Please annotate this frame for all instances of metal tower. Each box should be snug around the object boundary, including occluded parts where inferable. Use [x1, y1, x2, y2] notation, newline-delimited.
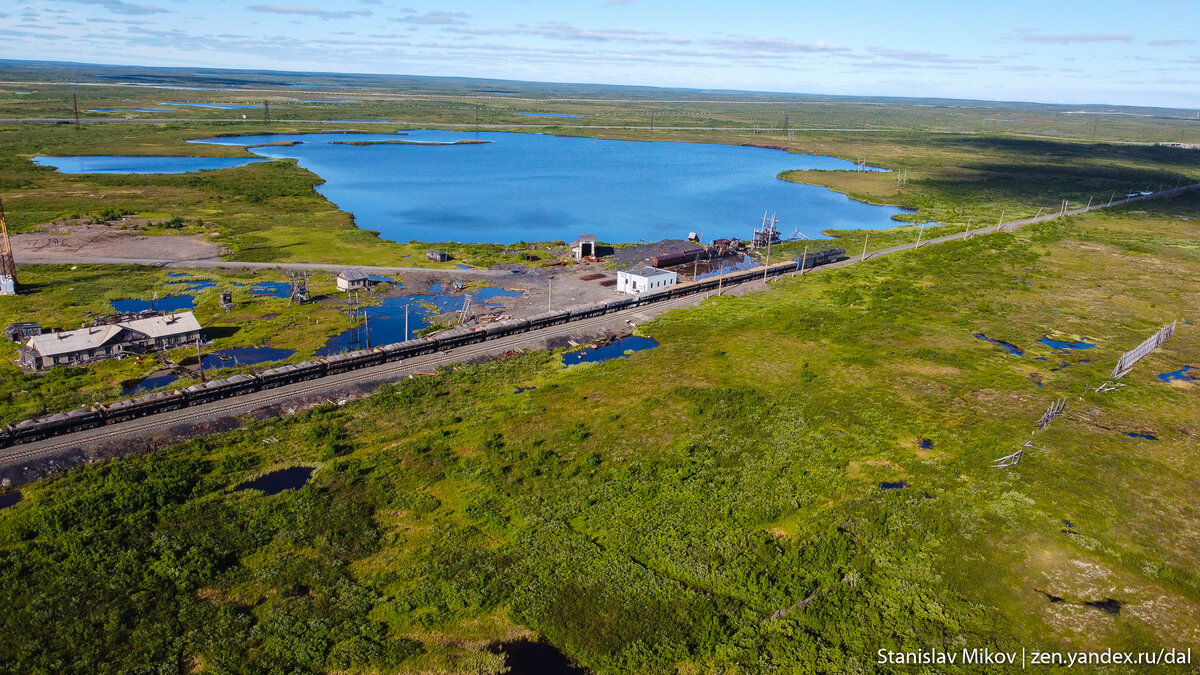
[0, 196, 17, 295]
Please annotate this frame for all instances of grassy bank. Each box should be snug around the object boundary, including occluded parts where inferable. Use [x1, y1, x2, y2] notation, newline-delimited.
[2, 191, 1197, 672]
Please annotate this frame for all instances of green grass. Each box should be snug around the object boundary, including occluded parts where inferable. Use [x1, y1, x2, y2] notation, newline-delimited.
[2, 191, 1199, 672]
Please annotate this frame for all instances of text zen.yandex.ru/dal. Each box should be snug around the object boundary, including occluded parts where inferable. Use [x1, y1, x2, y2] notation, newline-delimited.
[877, 647, 1192, 668]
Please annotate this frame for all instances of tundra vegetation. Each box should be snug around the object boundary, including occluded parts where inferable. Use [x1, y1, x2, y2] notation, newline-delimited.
[1, 68, 1199, 672]
[2, 190, 1198, 672]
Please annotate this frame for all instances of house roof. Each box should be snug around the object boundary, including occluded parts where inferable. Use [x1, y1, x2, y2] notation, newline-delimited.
[6, 322, 40, 330]
[571, 234, 597, 244]
[26, 325, 124, 358]
[122, 312, 202, 339]
[338, 269, 370, 281]
[625, 266, 677, 279]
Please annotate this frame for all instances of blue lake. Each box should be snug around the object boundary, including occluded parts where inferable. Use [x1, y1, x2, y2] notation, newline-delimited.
[187, 130, 911, 244]
[34, 156, 267, 175]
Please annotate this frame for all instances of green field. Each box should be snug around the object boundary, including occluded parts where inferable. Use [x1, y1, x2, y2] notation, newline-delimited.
[1, 65, 1200, 673]
[2, 188, 1198, 672]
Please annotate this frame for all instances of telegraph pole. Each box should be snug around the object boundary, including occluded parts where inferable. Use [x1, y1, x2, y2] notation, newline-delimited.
[548, 277, 552, 311]
[800, 243, 809, 276]
[73, 93, 80, 130]
[861, 234, 869, 263]
[404, 303, 409, 340]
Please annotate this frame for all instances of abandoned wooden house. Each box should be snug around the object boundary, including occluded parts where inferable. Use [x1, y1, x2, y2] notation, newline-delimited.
[18, 312, 203, 370]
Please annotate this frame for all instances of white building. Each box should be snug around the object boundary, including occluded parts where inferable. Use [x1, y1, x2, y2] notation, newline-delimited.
[336, 269, 370, 292]
[616, 267, 678, 295]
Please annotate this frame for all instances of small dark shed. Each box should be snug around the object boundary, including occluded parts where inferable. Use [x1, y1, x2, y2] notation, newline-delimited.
[427, 250, 451, 262]
[5, 322, 41, 343]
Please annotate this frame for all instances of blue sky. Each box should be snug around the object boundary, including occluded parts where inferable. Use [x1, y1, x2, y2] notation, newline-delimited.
[2, 0, 1199, 108]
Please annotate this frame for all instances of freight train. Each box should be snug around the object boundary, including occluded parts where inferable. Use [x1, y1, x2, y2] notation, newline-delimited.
[0, 249, 848, 449]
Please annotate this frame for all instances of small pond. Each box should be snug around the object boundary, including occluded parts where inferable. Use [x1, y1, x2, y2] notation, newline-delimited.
[563, 336, 659, 367]
[122, 370, 183, 396]
[1125, 432, 1158, 440]
[202, 346, 296, 370]
[880, 481, 909, 490]
[972, 333, 1024, 356]
[1158, 366, 1197, 383]
[236, 467, 315, 495]
[488, 640, 588, 675]
[250, 281, 293, 298]
[1040, 337, 1096, 351]
[34, 156, 268, 174]
[317, 283, 522, 356]
[112, 295, 195, 313]
[0, 491, 23, 510]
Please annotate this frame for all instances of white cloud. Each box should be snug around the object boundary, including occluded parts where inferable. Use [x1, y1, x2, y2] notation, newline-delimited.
[248, 4, 372, 20]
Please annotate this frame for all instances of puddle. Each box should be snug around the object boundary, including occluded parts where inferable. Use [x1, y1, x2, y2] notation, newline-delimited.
[562, 336, 659, 367]
[918, 438, 934, 450]
[1039, 590, 1066, 603]
[515, 386, 538, 394]
[455, 264, 471, 270]
[112, 295, 195, 313]
[167, 279, 216, 291]
[317, 283, 522, 356]
[879, 481, 909, 490]
[1049, 361, 1070, 372]
[202, 346, 296, 370]
[250, 281, 293, 298]
[1085, 599, 1122, 615]
[1034, 357, 1047, 362]
[0, 491, 23, 510]
[972, 333, 1024, 356]
[1157, 366, 1197, 383]
[1040, 337, 1096, 351]
[694, 255, 762, 280]
[1124, 432, 1158, 440]
[488, 640, 588, 675]
[121, 370, 183, 396]
[167, 272, 192, 278]
[1029, 374, 1044, 387]
[236, 467, 315, 495]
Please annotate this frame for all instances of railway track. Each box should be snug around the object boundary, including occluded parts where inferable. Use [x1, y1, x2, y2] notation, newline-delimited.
[0, 293, 702, 466]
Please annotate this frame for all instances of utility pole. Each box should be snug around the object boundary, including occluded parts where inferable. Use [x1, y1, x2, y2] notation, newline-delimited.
[548, 277, 552, 311]
[404, 303, 409, 340]
[73, 93, 80, 130]
[196, 337, 206, 382]
[800, 243, 809, 276]
[1085, 196, 1092, 211]
[861, 234, 869, 263]
[915, 223, 924, 248]
[264, 100, 270, 124]
[964, 218, 972, 239]
[763, 236, 772, 281]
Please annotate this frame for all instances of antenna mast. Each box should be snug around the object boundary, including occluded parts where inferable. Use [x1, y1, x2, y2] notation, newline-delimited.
[0, 196, 17, 295]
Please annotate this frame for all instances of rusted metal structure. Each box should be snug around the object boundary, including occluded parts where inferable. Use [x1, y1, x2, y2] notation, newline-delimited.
[0, 196, 17, 296]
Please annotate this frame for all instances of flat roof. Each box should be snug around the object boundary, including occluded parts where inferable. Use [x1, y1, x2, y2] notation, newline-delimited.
[626, 266, 677, 279]
[122, 312, 202, 339]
